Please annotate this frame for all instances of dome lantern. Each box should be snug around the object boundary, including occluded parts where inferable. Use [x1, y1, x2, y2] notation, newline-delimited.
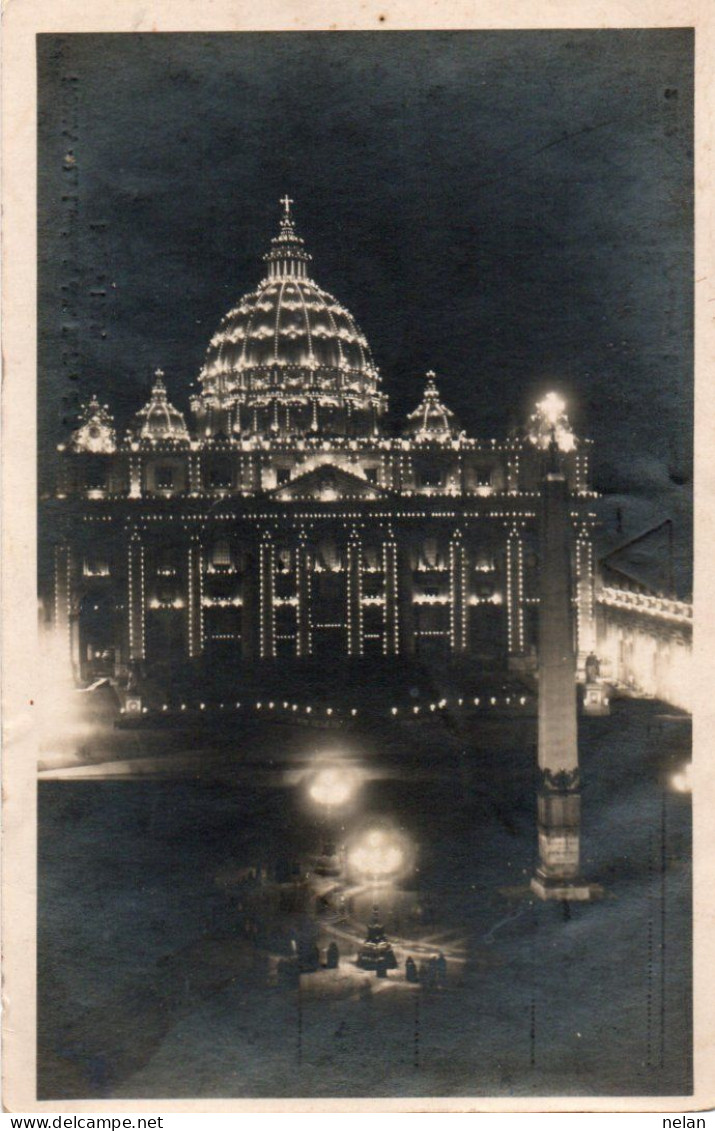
[263, 195, 313, 282]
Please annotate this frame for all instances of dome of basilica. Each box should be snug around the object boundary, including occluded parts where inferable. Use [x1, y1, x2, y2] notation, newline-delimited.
[195, 199, 387, 438]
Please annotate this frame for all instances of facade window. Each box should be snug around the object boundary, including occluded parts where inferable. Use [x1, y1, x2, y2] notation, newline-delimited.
[155, 465, 174, 490]
[156, 549, 177, 577]
[208, 459, 233, 489]
[363, 575, 382, 598]
[276, 467, 291, 485]
[83, 556, 110, 578]
[212, 539, 233, 568]
[364, 467, 378, 484]
[85, 457, 107, 490]
[475, 467, 492, 487]
[418, 467, 443, 488]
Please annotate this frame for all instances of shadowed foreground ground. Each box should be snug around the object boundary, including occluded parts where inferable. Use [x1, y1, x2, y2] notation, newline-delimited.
[38, 695, 691, 1099]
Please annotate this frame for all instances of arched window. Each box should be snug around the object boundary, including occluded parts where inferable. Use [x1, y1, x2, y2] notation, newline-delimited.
[212, 539, 233, 568]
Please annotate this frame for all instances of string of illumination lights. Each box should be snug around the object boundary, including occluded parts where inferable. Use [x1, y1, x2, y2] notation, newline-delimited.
[118, 691, 535, 717]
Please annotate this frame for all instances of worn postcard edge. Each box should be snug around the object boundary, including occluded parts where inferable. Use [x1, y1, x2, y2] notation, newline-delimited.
[2, 0, 714, 1113]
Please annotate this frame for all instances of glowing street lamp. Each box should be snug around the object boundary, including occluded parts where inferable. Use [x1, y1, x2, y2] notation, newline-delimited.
[670, 763, 692, 793]
[309, 764, 359, 809]
[306, 759, 361, 879]
[348, 827, 408, 885]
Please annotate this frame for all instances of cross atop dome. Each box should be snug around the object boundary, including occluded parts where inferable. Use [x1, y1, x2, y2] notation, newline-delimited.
[264, 195, 312, 280]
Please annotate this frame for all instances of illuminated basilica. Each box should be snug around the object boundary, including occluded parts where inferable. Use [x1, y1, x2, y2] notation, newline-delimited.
[48, 199, 599, 685]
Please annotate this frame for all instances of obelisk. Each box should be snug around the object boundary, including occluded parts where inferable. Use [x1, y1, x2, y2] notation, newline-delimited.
[531, 440, 596, 900]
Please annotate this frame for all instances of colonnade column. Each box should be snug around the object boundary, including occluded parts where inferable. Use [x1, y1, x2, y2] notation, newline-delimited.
[127, 530, 145, 661]
[346, 533, 363, 657]
[382, 538, 399, 655]
[187, 536, 203, 658]
[296, 537, 312, 657]
[449, 533, 467, 654]
[259, 534, 276, 658]
[506, 526, 525, 658]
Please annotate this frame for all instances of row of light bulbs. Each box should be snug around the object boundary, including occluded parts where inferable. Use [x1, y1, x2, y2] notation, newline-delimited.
[120, 693, 533, 717]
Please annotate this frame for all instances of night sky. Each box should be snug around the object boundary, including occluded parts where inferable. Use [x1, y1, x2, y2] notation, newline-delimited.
[37, 30, 693, 577]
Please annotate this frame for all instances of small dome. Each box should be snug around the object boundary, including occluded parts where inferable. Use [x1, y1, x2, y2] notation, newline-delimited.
[72, 396, 117, 453]
[405, 371, 458, 441]
[134, 371, 189, 441]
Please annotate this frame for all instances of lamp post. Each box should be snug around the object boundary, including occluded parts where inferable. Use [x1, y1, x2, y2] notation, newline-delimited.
[347, 824, 412, 930]
[307, 761, 360, 877]
[348, 828, 406, 884]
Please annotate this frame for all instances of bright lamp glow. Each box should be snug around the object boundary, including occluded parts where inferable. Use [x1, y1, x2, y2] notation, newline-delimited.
[528, 391, 576, 453]
[349, 828, 406, 882]
[670, 763, 692, 793]
[536, 391, 565, 426]
[309, 765, 358, 808]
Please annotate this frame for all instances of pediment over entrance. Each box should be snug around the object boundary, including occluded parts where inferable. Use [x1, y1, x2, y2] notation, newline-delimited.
[268, 463, 384, 501]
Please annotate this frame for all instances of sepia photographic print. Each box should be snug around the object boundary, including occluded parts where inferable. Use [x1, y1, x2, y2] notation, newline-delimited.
[3, 0, 714, 1113]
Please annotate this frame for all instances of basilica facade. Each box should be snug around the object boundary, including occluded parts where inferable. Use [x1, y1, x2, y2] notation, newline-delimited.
[46, 200, 598, 684]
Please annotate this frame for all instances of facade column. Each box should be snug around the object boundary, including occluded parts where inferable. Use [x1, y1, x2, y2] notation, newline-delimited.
[506, 526, 525, 658]
[53, 542, 76, 674]
[449, 532, 467, 654]
[241, 551, 258, 661]
[506, 450, 520, 493]
[382, 538, 399, 655]
[259, 534, 276, 658]
[296, 537, 312, 657]
[129, 454, 142, 498]
[189, 452, 201, 494]
[532, 457, 599, 901]
[187, 536, 204, 658]
[346, 533, 363, 656]
[127, 531, 145, 661]
[398, 545, 416, 656]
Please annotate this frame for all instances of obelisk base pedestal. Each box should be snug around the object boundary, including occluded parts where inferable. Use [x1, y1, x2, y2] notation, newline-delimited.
[531, 787, 603, 901]
[530, 873, 603, 902]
